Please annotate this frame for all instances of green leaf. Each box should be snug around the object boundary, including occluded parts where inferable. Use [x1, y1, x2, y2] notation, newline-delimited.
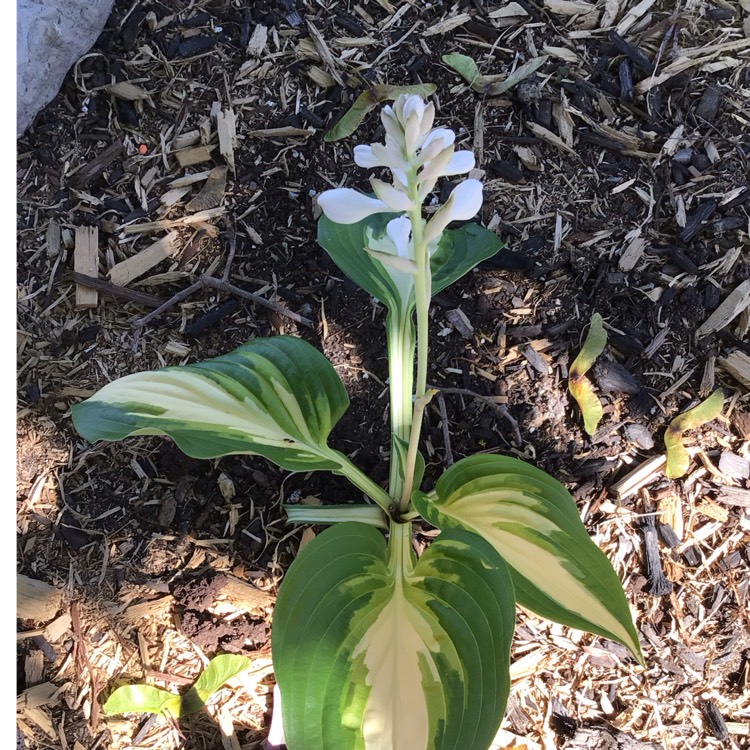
[570, 313, 607, 376]
[569, 313, 607, 435]
[273, 522, 515, 750]
[324, 83, 437, 142]
[431, 223, 505, 296]
[441, 53, 482, 90]
[414, 455, 643, 663]
[442, 52, 548, 96]
[318, 216, 504, 315]
[103, 685, 181, 718]
[72, 336, 349, 473]
[318, 212, 412, 316]
[487, 56, 549, 95]
[665, 390, 724, 479]
[183, 654, 251, 714]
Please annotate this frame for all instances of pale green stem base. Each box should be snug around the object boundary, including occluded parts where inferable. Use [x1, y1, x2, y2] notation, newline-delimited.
[386, 310, 416, 502]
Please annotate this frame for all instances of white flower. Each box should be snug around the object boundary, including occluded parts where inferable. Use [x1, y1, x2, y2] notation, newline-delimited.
[386, 216, 412, 259]
[317, 188, 390, 224]
[424, 179, 483, 242]
[370, 178, 414, 212]
[317, 93, 482, 240]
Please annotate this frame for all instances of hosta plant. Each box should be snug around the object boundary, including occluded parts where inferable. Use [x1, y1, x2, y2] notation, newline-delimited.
[73, 93, 642, 750]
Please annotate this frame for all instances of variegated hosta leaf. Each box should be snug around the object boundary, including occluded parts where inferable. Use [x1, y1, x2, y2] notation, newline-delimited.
[413, 455, 643, 663]
[272, 522, 515, 750]
[72, 336, 349, 473]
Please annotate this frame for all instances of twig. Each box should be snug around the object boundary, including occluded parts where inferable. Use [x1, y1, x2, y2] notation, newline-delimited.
[72, 272, 164, 308]
[131, 230, 314, 351]
[436, 392, 454, 467]
[71, 601, 99, 728]
[428, 384, 523, 446]
[201, 277, 314, 327]
[222, 222, 237, 282]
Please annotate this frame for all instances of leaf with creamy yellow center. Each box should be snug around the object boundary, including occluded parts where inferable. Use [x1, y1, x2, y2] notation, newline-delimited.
[272, 521, 515, 750]
[413, 455, 643, 663]
[72, 336, 349, 473]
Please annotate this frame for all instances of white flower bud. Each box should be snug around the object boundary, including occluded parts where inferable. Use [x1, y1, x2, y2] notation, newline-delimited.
[424, 180, 483, 242]
[318, 188, 390, 224]
[370, 178, 415, 212]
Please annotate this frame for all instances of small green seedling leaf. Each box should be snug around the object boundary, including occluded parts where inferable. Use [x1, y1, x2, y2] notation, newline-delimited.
[324, 83, 437, 142]
[104, 654, 252, 719]
[183, 654, 252, 714]
[487, 56, 549, 95]
[104, 685, 182, 718]
[442, 53, 482, 89]
[665, 390, 724, 479]
[442, 52, 549, 95]
[568, 313, 607, 435]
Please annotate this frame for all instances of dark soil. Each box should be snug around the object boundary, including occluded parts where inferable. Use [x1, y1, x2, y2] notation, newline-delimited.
[17, 1, 750, 748]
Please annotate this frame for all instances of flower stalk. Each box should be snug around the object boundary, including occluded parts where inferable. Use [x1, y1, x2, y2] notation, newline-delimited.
[317, 94, 483, 518]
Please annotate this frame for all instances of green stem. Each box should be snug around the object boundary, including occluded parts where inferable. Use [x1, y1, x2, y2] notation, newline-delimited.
[386, 310, 416, 502]
[398, 389, 435, 514]
[329, 449, 394, 514]
[408, 202, 431, 400]
[395, 181, 434, 515]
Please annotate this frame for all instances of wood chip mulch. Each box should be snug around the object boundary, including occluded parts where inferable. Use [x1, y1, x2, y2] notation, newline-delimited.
[17, 0, 750, 748]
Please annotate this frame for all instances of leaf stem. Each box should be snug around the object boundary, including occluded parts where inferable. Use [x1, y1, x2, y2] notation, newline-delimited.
[284, 504, 388, 528]
[388, 518, 415, 575]
[330, 449, 394, 514]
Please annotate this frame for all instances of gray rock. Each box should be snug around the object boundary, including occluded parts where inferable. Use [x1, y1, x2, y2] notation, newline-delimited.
[17, 0, 115, 137]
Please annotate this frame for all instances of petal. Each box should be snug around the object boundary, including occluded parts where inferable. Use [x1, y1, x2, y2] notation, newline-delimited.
[366, 247, 419, 275]
[404, 114, 422, 153]
[416, 136, 450, 167]
[443, 150, 475, 175]
[417, 102, 436, 141]
[417, 145, 455, 184]
[418, 176, 439, 203]
[371, 142, 409, 171]
[370, 178, 415, 212]
[444, 179, 483, 220]
[393, 95, 408, 124]
[391, 168, 408, 191]
[382, 107, 406, 148]
[421, 128, 456, 151]
[424, 179, 483, 242]
[353, 145, 383, 169]
[402, 95, 425, 125]
[386, 216, 413, 259]
[318, 188, 390, 224]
